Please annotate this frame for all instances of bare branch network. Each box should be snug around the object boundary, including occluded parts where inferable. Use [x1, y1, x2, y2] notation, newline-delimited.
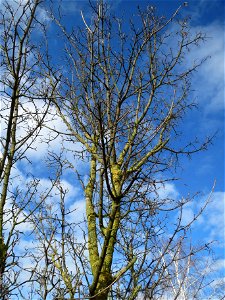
[0, 1, 223, 300]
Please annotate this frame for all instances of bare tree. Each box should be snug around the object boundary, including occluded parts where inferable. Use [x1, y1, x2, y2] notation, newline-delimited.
[0, 1, 221, 300]
[44, 2, 215, 300]
[0, 0, 56, 298]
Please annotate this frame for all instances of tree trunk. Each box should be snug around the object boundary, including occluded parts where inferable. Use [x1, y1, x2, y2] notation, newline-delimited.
[90, 271, 112, 300]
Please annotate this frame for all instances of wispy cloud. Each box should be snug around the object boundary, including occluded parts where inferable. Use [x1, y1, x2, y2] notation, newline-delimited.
[182, 190, 225, 245]
[189, 23, 224, 116]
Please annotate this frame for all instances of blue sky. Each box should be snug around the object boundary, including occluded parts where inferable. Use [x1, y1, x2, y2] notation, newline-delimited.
[1, 0, 224, 298]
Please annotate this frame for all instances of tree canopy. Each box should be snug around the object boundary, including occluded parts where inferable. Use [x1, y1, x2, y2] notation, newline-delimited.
[0, 1, 224, 300]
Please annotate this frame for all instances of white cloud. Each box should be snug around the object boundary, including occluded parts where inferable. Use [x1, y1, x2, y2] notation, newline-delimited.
[202, 191, 225, 241]
[189, 23, 224, 114]
[181, 191, 224, 245]
[211, 258, 225, 273]
[157, 182, 179, 200]
[67, 199, 87, 244]
[0, 0, 50, 24]
[181, 206, 195, 226]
